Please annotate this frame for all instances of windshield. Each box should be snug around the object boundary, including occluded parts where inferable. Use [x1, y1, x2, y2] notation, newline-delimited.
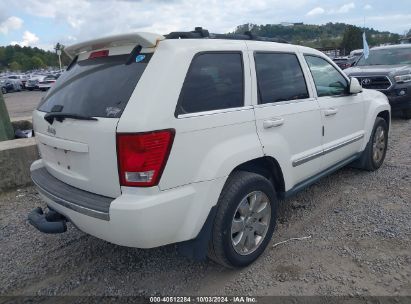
[356, 47, 411, 66]
[38, 53, 151, 118]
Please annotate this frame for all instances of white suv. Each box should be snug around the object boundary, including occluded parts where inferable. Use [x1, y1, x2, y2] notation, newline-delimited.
[28, 28, 390, 268]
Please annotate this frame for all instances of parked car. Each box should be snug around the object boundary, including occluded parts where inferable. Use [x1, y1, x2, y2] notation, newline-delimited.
[350, 49, 363, 59]
[0, 78, 22, 92]
[7, 74, 27, 89]
[345, 44, 411, 119]
[28, 29, 390, 268]
[333, 56, 358, 69]
[26, 75, 47, 91]
[1, 83, 8, 94]
[38, 75, 57, 91]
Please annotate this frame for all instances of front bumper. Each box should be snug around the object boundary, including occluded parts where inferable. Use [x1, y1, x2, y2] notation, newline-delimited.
[30, 160, 225, 248]
[382, 85, 411, 110]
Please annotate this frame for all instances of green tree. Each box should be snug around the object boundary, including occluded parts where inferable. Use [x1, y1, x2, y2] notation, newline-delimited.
[340, 25, 363, 55]
[31, 56, 45, 69]
[9, 61, 21, 71]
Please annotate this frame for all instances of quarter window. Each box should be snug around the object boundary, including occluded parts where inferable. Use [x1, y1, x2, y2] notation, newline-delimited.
[305, 55, 349, 97]
[254, 52, 309, 104]
[176, 53, 244, 115]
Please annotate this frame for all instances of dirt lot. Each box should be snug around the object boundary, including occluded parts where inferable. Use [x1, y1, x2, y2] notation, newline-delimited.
[3, 91, 45, 119]
[0, 118, 410, 297]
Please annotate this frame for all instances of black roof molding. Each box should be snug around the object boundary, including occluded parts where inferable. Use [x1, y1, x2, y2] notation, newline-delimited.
[165, 27, 289, 44]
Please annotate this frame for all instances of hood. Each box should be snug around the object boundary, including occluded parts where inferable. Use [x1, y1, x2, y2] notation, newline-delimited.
[345, 65, 410, 77]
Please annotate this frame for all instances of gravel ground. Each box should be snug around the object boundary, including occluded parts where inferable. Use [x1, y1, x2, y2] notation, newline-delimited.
[0, 118, 410, 297]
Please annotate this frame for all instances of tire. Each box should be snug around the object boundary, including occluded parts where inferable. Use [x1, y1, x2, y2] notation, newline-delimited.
[28, 88, 34, 91]
[208, 171, 277, 268]
[403, 109, 411, 120]
[360, 117, 388, 171]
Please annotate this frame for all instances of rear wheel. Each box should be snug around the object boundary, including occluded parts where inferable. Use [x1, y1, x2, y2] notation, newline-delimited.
[403, 109, 411, 120]
[361, 117, 388, 171]
[208, 171, 277, 268]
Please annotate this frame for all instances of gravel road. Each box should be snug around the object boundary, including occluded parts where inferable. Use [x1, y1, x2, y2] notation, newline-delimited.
[0, 118, 410, 297]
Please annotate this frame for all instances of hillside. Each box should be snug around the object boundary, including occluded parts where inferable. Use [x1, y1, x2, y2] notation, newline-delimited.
[0, 45, 70, 72]
[0, 22, 404, 72]
[233, 22, 401, 50]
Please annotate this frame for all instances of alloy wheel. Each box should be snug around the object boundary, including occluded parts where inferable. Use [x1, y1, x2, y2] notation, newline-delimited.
[230, 191, 271, 255]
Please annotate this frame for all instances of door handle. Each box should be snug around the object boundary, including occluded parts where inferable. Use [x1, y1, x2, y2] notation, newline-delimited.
[263, 117, 284, 129]
[324, 108, 338, 116]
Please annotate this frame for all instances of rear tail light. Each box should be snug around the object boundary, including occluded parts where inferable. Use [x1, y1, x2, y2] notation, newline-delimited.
[89, 50, 109, 59]
[116, 130, 175, 187]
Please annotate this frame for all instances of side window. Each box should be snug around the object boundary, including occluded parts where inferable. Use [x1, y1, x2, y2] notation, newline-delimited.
[305, 55, 349, 97]
[254, 52, 309, 104]
[176, 52, 244, 115]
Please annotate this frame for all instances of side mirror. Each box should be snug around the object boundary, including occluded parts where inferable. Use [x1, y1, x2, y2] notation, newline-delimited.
[349, 77, 362, 94]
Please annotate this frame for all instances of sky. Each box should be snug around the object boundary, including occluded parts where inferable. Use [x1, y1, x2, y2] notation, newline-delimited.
[0, 0, 410, 51]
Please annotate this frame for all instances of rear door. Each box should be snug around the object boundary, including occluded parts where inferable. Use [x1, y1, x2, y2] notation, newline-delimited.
[33, 51, 152, 198]
[251, 50, 323, 187]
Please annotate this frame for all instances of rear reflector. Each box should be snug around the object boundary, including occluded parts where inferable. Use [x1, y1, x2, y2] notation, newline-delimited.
[116, 130, 175, 187]
[89, 50, 109, 59]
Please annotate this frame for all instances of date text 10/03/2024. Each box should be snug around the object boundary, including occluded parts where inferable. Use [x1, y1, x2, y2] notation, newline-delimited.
[149, 296, 257, 303]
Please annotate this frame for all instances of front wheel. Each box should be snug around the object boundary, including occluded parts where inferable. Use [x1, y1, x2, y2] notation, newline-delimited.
[208, 171, 277, 268]
[361, 117, 388, 171]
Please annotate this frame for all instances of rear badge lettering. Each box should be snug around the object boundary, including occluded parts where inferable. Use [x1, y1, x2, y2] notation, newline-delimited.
[106, 107, 121, 117]
[135, 55, 145, 63]
[47, 125, 56, 136]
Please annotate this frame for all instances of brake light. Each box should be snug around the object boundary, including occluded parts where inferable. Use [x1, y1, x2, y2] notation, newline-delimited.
[89, 50, 109, 59]
[116, 130, 175, 187]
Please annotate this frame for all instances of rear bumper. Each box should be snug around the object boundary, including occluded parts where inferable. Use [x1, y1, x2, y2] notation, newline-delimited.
[30, 160, 225, 248]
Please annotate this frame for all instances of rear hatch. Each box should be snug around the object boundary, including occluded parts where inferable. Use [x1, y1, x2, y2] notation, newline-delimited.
[33, 33, 163, 198]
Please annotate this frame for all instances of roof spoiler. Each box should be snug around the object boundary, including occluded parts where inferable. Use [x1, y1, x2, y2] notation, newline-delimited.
[64, 32, 165, 59]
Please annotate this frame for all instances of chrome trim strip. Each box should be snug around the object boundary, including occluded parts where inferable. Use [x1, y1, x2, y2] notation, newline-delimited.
[253, 97, 315, 108]
[177, 106, 253, 118]
[292, 134, 364, 167]
[33, 180, 110, 221]
[323, 134, 364, 155]
[292, 150, 324, 167]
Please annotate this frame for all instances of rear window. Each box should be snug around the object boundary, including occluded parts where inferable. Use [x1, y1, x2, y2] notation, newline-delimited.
[254, 52, 309, 104]
[38, 53, 151, 118]
[175, 52, 244, 116]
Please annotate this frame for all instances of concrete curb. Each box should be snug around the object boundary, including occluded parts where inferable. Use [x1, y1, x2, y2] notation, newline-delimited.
[0, 137, 38, 191]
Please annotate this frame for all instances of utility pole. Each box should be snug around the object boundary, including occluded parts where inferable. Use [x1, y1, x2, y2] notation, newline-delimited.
[57, 49, 62, 72]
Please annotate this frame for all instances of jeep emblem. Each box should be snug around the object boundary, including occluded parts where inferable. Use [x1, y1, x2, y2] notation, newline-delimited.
[47, 125, 56, 136]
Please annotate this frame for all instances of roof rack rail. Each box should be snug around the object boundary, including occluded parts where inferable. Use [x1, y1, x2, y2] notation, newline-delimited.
[165, 27, 289, 44]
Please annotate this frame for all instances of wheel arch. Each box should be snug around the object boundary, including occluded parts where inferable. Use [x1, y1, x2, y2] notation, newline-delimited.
[230, 156, 286, 198]
[377, 110, 390, 132]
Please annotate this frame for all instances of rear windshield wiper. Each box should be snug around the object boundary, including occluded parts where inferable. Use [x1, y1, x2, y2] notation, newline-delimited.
[44, 112, 98, 124]
[125, 44, 142, 65]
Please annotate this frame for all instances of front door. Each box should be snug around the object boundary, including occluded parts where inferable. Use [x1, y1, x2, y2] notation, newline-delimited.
[304, 55, 365, 170]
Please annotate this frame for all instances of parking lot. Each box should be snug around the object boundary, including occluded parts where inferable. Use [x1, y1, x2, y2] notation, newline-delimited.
[3, 91, 45, 119]
[0, 91, 410, 296]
